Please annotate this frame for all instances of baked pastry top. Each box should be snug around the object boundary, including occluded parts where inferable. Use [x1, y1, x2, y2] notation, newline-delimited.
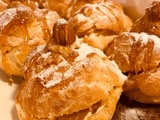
[68, 1, 133, 51]
[1, 0, 159, 119]
[106, 32, 160, 104]
[35, 0, 107, 20]
[16, 19, 127, 120]
[131, 0, 160, 37]
[0, 1, 61, 76]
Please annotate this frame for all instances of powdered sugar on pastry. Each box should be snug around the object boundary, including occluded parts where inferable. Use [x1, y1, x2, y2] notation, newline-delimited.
[16, 18, 127, 120]
[28, 43, 106, 88]
[123, 32, 160, 49]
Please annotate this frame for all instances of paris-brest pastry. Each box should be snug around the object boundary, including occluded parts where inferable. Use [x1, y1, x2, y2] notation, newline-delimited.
[16, 19, 127, 120]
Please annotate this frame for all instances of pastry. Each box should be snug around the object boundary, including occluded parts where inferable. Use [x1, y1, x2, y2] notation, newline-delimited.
[0, 48, 2, 69]
[105, 32, 160, 104]
[0, 1, 61, 77]
[131, 0, 160, 37]
[16, 19, 127, 120]
[68, 1, 133, 51]
[0, 0, 9, 13]
[36, 0, 107, 20]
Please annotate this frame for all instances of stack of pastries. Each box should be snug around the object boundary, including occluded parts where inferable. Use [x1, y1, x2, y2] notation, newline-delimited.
[0, 0, 131, 120]
[0, 0, 132, 77]
[2, 0, 160, 120]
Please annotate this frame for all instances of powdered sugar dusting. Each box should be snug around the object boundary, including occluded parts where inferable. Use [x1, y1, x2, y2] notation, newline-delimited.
[0, 5, 32, 31]
[36, 66, 58, 80]
[22, 45, 46, 71]
[44, 72, 63, 88]
[56, 18, 67, 26]
[28, 45, 46, 60]
[64, 67, 75, 79]
[35, 57, 70, 87]
[121, 108, 145, 119]
[41, 52, 51, 60]
[42, 58, 91, 88]
[58, 57, 69, 67]
[29, 43, 107, 88]
[130, 32, 160, 48]
[0, 8, 16, 29]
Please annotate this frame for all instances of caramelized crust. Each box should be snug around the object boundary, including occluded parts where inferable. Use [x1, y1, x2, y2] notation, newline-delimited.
[16, 44, 126, 120]
[0, 0, 9, 13]
[34, 0, 108, 20]
[0, 2, 61, 76]
[131, 0, 160, 37]
[106, 32, 160, 104]
[68, 1, 133, 51]
[16, 19, 126, 120]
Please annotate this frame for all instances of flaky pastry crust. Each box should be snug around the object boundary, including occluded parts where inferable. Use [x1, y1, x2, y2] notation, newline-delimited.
[16, 19, 126, 120]
[35, 0, 107, 20]
[0, 0, 8, 13]
[131, 0, 160, 37]
[68, 1, 133, 51]
[106, 32, 160, 104]
[0, 2, 60, 76]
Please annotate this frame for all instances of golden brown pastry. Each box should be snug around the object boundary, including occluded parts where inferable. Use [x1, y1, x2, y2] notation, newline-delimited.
[130, 0, 160, 37]
[105, 32, 160, 104]
[8, 0, 39, 9]
[0, 2, 61, 77]
[68, 1, 133, 51]
[0, 48, 2, 69]
[35, 0, 107, 20]
[0, 0, 9, 13]
[16, 19, 127, 120]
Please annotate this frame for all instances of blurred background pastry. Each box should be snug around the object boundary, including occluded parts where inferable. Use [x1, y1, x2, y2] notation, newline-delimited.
[16, 19, 127, 120]
[131, 0, 160, 37]
[34, 0, 107, 20]
[105, 32, 160, 104]
[112, 0, 154, 22]
[0, 1, 61, 77]
[68, 1, 133, 51]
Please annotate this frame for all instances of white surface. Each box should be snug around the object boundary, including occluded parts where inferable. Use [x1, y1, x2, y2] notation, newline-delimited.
[0, 69, 20, 120]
